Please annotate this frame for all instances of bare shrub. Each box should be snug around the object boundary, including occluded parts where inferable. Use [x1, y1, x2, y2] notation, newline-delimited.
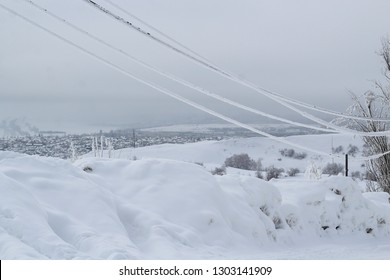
[350, 171, 361, 180]
[211, 165, 226, 176]
[280, 148, 295, 158]
[279, 148, 307, 159]
[255, 170, 264, 179]
[224, 153, 257, 170]
[287, 168, 300, 177]
[265, 166, 284, 181]
[293, 152, 307, 160]
[347, 144, 359, 156]
[322, 163, 344, 175]
[333, 145, 344, 154]
[83, 166, 93, 173]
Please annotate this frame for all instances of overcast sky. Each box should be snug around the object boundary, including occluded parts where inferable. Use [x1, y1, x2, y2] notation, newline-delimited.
[1, 0, 390, 132]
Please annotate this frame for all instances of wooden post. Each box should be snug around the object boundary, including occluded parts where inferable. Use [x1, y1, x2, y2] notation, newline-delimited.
[345, 154, 348, 177]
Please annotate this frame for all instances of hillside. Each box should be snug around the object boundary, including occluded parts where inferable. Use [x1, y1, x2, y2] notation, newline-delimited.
[96, 134, 365, 175]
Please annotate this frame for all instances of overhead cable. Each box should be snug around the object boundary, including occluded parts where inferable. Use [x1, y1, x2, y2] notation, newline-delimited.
[0, 2, 348, 159]
[22, 0, 390, 137]
[20, 0, 339, 134]
[101, 0, 211, 65]
[103, 0, 390, 122]
[82, 0, 390, 124]
[80, 0, 390, 136]
[3, 2, 389, 161]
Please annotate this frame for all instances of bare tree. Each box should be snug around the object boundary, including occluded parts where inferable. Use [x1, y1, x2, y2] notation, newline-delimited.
[343, 38, 390, 193]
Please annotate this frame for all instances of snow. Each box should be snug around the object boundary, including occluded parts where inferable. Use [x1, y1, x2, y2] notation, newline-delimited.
[107, 134, 365, 172]
[1, 134, 390, 259]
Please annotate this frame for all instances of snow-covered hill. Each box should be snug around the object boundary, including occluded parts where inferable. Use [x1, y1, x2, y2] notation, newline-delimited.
[95, 134, 365, 174]
[1, 134, 390, 259]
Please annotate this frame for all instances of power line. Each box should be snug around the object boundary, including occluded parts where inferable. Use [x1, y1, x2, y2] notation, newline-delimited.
[81, 0, 390, 124]
[3, 2, 390, 161]
[0, 2, 343, 159]
[79, 0, 390, 136]
[21, 0, 390, 137]
[19, 0, 339, 134]
[101, 0, 390, 122]
[101, 0, 211, 65]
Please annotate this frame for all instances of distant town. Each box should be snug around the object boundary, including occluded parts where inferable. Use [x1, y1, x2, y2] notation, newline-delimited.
[0, 123, 322, 159]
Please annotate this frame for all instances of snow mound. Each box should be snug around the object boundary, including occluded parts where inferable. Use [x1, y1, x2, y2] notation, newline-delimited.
[1, 152, 390, 259]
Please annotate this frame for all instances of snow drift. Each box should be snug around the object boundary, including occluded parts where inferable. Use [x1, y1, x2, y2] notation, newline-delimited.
[1, 149, 390, 259]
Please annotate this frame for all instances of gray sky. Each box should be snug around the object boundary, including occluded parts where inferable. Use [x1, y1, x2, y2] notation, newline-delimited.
[1, 0, 390, 132]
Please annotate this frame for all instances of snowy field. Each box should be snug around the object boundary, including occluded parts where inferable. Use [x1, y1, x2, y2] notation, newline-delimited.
[1, 134, 390, 259]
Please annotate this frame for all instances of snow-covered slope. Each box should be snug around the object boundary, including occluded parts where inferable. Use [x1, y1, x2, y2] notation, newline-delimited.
[1, 135, 390, 259]
[100, 134, 365, 173]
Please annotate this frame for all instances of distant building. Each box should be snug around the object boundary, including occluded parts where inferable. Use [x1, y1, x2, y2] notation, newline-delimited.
[39, 131, 66, 137]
